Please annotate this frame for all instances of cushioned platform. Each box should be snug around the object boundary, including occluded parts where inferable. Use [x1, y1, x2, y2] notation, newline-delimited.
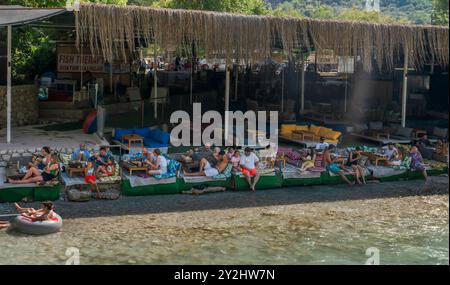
[177, 177, 232, 191]
[0, 184, 60, 203]
[232, 171, 283, 191]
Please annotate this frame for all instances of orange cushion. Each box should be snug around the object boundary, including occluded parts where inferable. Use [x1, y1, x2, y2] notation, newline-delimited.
[318, 127, 333, 138]
[280, 124, 297, 137]
[309, 125, 322, 136]
[325, 130, 342, 141]
[295, 125, 309, 132]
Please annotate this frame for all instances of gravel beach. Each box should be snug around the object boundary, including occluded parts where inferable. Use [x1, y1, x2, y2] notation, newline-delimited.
[0, 176, 448, 265]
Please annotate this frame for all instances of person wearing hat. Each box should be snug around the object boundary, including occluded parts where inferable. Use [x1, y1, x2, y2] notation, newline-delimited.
[240, 147, 261, 191]
[315, 137, 329, 151]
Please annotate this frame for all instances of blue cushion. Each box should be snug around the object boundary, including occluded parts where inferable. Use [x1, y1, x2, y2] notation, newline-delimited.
[133, 128, 151, 138]
[114, 128, 134, 141]
[144, 138, 169, 148]
[158, 131, 170, 144]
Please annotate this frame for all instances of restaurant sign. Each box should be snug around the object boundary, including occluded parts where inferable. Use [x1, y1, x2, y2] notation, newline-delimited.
[57, 54, 130, 74]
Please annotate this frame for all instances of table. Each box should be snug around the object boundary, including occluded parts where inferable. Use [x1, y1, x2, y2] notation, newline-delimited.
[6, 167, 25, 180]
[67, 167, 85, 177]
[366, 130, 390, 140]
[122, 161, 148, 176]
[362, 152, 389, 166]
[121, 134, 144, 149]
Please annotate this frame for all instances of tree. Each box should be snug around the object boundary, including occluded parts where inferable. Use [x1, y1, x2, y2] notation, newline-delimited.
[337, 7, 410, 24]
[312, 4, 334, 19]
[432, 0, 449, 25]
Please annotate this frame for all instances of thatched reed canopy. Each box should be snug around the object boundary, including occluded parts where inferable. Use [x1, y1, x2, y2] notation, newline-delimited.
[76, 3, 449, 72]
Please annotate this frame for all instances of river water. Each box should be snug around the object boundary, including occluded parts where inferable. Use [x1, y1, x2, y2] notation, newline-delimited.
[0, 182, 448, 265]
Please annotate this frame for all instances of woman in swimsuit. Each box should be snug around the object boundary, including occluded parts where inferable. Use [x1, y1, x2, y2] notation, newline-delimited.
[15, 201, 55, 222]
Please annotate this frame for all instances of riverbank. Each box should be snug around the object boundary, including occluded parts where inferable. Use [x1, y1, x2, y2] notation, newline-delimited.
[0, 176, 448, 265]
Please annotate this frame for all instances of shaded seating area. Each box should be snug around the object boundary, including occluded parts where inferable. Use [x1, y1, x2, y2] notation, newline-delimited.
[112, 127, 171, 152]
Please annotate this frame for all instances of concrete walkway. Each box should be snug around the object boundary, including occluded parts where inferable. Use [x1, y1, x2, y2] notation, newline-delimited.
[0, 125, 108, 151]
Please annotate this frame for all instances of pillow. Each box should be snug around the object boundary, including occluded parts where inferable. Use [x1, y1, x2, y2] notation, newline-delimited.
[295, 125, 309, 132]
[325, 130, 341, 141]
[395, 127, 412, 138]
[286, 151, 301, 161]
[369, 122, 383, 130]
[149, 128, 162, 141]
[280, 124, 297, 136]
[309, 125, 322, 136]
[318, 127, 333, 138]
[158, 131, 170, 145]
[433, 127, 448, 138]
[114, 128, 134, 141]
[133, 128, 151, 138]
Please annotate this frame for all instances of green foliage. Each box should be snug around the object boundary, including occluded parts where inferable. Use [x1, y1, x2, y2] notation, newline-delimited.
[11, 28, 56, 79]
[129, 0, 269, 14]
[432, 0, 449, 25]
[267, 0, 442, 25]
[337, 7, 409, 23]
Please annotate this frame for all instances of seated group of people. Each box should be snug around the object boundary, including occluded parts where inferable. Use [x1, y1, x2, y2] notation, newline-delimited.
[7, 146, 59, 185]
[71, 144, 117, 198]
[126, 148, 168, 177]
[181, 144, 262, 191]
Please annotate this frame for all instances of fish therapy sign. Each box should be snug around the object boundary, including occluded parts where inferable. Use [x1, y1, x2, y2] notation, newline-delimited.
[57, 54, 130, 74]
[170, 103, 278, 148]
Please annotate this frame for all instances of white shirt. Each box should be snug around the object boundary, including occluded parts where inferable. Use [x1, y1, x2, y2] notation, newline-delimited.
[240, 152, 259, 169]
[382, 146, 398, 160]
[316, 142, 329, 150]
[158, 155, 168, 174]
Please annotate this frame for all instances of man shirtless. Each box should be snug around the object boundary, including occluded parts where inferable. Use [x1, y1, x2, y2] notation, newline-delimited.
[324, 145, 354, 186]
[184, 150, 228, 177]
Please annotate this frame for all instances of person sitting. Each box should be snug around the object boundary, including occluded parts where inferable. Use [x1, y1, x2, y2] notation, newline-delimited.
[324, 145, 354, 187]
[97, 157, 116, 177]
[346, 147, 366, 185]
[417, 134, 432, 147]
[148, 149, 168, 176]
[240, 147, 261, 191]
[409, 145, 429, 182]
[299, 148, 316, 172]
[71, 143, 90, 162]
[382, 143, 401, 166]
[184, 150, 228, 177]
[226, 147, 235, 160]
[315, 137, 329, 151]
[231, 150, 242, 173]
[14, 201, 55, 222]
[9, 154, 59, 184]
[92, 147, 111, 174]
[29, 146, 52, 171]
[85, 160, 100, 198]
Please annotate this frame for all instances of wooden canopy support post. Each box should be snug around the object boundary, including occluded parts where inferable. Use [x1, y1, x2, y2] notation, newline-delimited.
[401, 46, 409, 128]
[225, 64, 230, 112]
[6, 25, 12, 143]
[300, 58, 305, 112]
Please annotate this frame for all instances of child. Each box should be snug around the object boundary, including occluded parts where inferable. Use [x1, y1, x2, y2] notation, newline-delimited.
[14, 201, 55, 221]
[231, 150, 242, 172]
[299, 149, 315, 172]
[226, 147, 235, 160]
[98, 157, 115, 177]
[85, 161, 100, 198]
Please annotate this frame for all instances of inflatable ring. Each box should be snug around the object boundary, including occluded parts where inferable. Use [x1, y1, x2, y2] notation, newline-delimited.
[11, 213, 63, 235]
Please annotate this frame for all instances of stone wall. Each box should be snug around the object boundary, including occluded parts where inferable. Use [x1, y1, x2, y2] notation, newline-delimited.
[0, 85, 39, 128]
[0, 147, 76, 167]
